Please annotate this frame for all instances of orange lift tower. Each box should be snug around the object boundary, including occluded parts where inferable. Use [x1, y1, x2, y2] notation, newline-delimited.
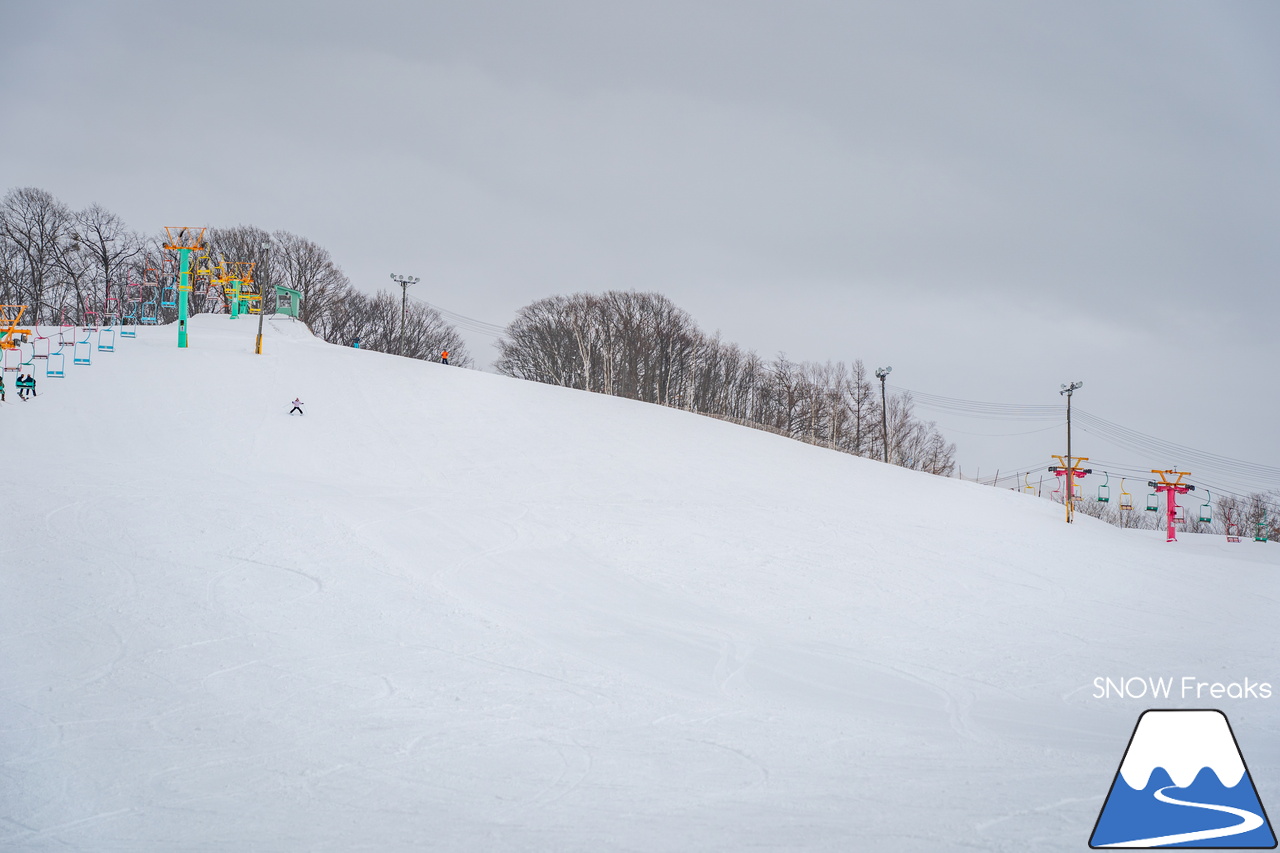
[0, 305, 33, 349]
[1148, 470, 1194, 543]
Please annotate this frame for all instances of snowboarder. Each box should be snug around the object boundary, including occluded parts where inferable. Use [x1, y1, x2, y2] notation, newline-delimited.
[440, 350, 449, 365]
[288, 397, 304, 416]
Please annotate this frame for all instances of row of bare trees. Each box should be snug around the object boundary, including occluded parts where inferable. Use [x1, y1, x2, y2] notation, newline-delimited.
[0, 187, 469, 365]
[496, 290, 956, 474]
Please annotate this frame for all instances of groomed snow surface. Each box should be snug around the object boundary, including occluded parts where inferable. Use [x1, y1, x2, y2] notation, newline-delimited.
[3, 315, 1278, 852]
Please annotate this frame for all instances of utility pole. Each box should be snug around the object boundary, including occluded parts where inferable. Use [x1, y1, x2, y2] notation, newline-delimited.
[875, 366, 892, 464]
[255, 239, 269, 355]
[390, 273, 419, 356]
[1059, 381, 1084, 522]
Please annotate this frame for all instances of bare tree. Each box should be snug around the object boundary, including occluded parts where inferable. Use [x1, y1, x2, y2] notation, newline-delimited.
[0, 187, 73, 323]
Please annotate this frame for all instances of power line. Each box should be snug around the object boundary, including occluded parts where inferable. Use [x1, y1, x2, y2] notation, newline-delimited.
[882, 384, 1278, 498]
[409, 294, 507, 337]
[887, 384, 1063, 421]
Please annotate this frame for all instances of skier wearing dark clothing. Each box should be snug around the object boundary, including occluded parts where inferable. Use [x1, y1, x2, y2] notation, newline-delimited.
[0, 375, 5, 401]
[24, 374, 35, 398]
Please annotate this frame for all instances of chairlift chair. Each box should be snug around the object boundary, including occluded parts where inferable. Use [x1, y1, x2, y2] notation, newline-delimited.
[1145, 492, 1159, 511]
[73, 339, 92, 365]
[160, 285, 177, 308]
[141, 301, 158, 324]
[98, 328, 115, 352]
[1199, 491, 1212, 524]
[1118, 478, 1134, 511]
[46, 349, 65, 377]
[1173, 504, 1185, 525]
[1097, 471, 1111, 503]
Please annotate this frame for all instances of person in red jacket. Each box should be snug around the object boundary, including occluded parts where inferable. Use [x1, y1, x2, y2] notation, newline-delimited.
[440, 350, 449, 365]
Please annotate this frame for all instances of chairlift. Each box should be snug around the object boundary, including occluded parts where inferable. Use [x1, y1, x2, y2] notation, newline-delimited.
[46, 349, 65, 377]
[73, 339, 92, 365]
[1145, 491, 1159, 511]
[1257, 512, 1270, 543]
[1198, 491, 1212, 524]
[1022, 472, 1035, 496]
[1118, 478, 1134, 511]
[98, 328, 115, 352]
[1096, 471, 1110, 503]
[1173, 503, 1185, 525]
[141, 301, 158, 324]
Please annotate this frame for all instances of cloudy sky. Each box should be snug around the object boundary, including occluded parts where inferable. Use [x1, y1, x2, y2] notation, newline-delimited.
[3, 0, 1277, 491]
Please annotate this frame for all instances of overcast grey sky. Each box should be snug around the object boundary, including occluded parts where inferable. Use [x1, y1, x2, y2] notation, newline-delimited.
[3, 0, 1278, 488]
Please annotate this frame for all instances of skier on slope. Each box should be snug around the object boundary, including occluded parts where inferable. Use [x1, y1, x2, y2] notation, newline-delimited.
[440, 349, 449, 365]
[288, 397, 304, 416]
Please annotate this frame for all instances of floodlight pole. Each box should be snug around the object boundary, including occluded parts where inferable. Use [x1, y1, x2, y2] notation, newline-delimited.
[255, 240, 269, 354]
[875, 366, 892, 464]
[1059, 381, 1084, 522]
[390, 273, 419, 356]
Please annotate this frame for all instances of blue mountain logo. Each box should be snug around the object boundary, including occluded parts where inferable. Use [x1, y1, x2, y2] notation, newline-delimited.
[1091, 709, 1276, 848]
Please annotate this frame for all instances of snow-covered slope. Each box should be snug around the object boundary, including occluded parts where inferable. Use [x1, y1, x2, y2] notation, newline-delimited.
[3, 316, 1277, 852]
